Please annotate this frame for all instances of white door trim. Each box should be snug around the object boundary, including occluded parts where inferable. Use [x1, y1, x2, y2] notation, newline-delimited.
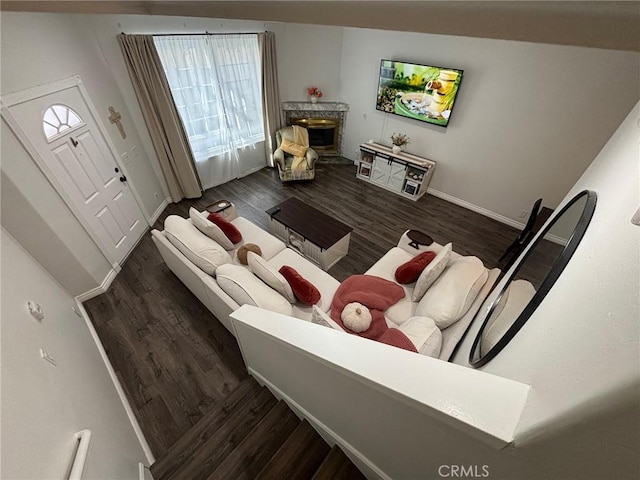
[1, 75, 150, 267]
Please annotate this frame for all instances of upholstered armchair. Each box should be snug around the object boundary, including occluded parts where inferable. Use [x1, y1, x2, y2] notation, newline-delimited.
[273, 126, 318, 182]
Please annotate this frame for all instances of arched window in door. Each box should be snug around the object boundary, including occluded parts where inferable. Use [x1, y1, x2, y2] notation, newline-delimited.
[42, 104, 84, 142]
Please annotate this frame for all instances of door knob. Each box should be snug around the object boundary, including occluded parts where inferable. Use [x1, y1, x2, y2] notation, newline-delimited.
[119, 175, 127, 182]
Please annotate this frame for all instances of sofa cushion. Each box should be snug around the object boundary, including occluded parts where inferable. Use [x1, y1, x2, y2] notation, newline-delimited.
[189, 207, 234, 250]
[397, 316, 442, 358]
[267, 248, 340, 321]
[395, 251, 437, 284]
[412, 243, 452, 302]
[164, 215, 232, 275]
[215, 264, 293, 316]
[230, 217, 286, 262]
[438, 268, 500, 361]
[247, 251, 296, 303]
[364, 247, 417, 326]
[207, 212, 243, 244]
[416, 256, 489, 329]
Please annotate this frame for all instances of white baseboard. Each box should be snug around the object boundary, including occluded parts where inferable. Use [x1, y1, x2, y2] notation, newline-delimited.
[139, 462, 154, 480]
[148, 197, 172, 226]
[239, 164, 267, 178]
[427, 188, 525, 230]
[248, 368, 392, 480]
[75, 299, 156, 465]
[75, 265, 120, 303]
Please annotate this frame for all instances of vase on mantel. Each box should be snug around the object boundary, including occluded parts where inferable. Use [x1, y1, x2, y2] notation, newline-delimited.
[310, 95, 318, 104]
[392, 145, 402, 154]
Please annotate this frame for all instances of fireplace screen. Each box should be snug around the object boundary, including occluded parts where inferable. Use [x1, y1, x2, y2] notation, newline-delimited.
[290, 118, 340, 154]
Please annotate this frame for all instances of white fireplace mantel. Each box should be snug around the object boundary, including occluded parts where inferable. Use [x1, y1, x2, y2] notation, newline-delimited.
[282, 101, 349, 112]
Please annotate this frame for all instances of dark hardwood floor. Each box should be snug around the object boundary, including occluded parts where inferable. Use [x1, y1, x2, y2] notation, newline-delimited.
[84, 163, 519, 459]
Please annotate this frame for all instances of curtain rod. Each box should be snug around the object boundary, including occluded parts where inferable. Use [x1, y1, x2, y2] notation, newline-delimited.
[124, 31, 268, 37]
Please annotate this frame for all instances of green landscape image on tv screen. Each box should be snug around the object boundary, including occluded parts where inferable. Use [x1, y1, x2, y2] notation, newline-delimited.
[375, 59, 463, 127]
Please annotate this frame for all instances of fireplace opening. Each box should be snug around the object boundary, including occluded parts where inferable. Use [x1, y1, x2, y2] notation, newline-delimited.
[290, 117, 340, 154]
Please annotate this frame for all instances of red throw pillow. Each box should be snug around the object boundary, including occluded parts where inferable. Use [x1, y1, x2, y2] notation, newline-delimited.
[279, 266, 321, 305]
[394, 251, 437, 284]
[207, 212, 242, 244]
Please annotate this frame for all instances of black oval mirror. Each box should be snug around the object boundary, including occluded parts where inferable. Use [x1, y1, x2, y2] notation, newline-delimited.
[469, 190, 597, 367]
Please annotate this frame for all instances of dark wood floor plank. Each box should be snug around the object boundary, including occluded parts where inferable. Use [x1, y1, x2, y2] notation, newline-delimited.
[161, 386, 277, 480]
[151, 376, 263, 479]
[256, 420, 331, 480]
[311, 446, 367, 480]
[207, 401, 301, 480]
[84, 234, 249, 456]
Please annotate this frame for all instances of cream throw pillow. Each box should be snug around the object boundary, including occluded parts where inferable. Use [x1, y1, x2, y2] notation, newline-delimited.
[246, 251, 296, 303]
[280, 138, 308, 157]
[189, 207, 234, 250]
[164, 215, 232, 275]
[397, 316, 443, 358]
[416, 256, 488, 329]
[412, 243, 452, 301]
[215, 264, 293, 316]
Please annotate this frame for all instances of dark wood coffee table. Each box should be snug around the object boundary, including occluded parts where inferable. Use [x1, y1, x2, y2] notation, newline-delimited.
[266, 197, 353, 270]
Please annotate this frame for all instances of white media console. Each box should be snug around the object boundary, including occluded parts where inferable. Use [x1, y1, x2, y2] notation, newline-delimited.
[356, 142, 436, 201]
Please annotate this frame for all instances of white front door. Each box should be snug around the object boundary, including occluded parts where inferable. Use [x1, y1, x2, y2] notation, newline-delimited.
[4, 81, 147, 265]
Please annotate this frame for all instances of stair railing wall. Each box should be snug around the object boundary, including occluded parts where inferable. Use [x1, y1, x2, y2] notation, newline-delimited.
[231, 305, 530, 480]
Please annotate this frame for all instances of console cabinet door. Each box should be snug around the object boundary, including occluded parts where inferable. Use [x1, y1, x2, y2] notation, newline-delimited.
[370, 157, 391, 185]
[388, 162, 407, 191]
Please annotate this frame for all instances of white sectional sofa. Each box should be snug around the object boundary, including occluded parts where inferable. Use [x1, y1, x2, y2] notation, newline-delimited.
[151, 205, 499, 360]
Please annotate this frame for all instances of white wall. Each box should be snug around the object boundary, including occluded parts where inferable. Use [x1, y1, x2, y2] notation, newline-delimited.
[1, 12, 167, 217]
[1, 12, 169, 294]
[338, 27, 640, 222]
[455, 103, 640, 474]
[1, 123, 112, 294]
[0, 228, 146, 479]
[270, 22, 344, 102]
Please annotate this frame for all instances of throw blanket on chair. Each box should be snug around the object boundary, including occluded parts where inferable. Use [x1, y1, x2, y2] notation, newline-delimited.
[331, 275, 417, 353]
[291, 125, 309, 173]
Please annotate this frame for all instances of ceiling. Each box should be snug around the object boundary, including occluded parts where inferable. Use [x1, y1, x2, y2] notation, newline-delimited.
[2, 1, 639, 51]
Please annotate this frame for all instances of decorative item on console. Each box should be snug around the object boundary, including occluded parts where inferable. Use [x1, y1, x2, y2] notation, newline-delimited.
[307, 86, 323, 104]
[391, 132, 410, 154]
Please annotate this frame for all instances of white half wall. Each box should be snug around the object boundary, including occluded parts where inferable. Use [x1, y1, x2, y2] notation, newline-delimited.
[0, 228, 147, 479]
[338, 27, 640, 223]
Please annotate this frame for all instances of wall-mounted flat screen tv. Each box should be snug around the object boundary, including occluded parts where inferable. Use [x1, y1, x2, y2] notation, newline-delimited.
[375, 59, 463, 127]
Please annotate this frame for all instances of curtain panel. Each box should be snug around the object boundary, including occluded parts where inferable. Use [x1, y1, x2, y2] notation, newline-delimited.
[258, 32, 284, 168]
[154, 34, 266, 189]
[118, 34, 202, 202]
